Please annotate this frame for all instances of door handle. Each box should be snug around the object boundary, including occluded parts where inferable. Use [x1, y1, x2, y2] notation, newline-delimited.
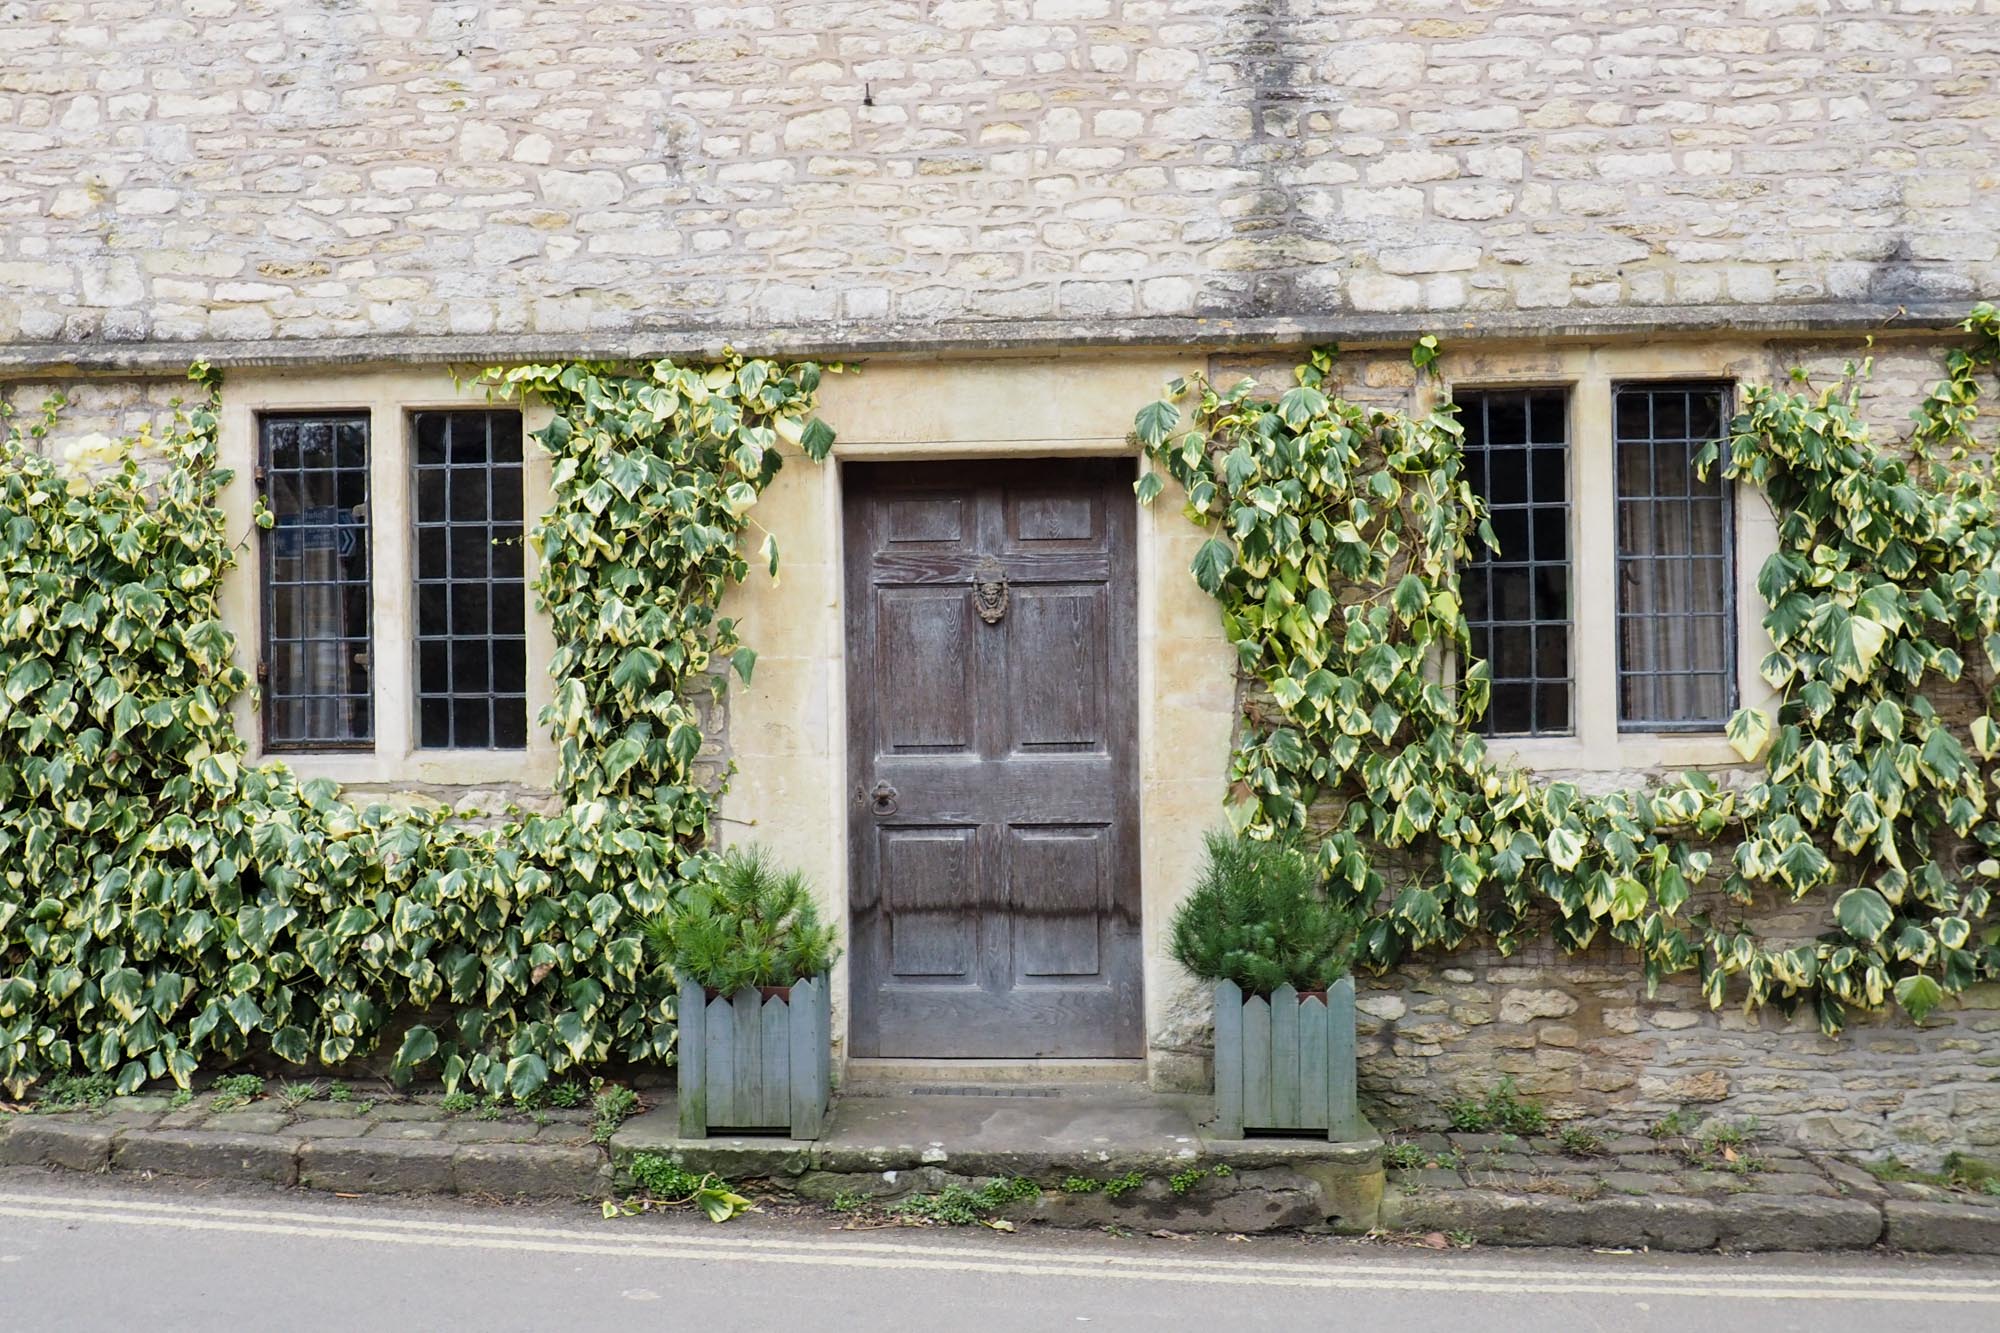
[869, 781, 899, 816]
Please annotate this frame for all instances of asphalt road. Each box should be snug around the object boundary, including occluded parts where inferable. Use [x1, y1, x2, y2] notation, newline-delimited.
[1, 1169, 1997, 1332]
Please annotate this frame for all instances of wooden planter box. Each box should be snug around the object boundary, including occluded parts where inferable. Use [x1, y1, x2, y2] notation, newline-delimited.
[1211, 976, 1363, 1141]
[675, 973, 831, 1140]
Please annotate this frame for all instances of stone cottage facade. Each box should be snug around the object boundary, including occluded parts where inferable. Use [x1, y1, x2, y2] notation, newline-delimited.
[4, 1, 1998, 1156]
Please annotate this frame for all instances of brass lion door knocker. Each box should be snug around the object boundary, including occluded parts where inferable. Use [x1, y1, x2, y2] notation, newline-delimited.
[973, 555, 1008, 624]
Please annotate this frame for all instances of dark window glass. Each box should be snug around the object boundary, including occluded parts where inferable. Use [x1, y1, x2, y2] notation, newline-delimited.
[261, 413, 374, 749]
[1460, 389, 1572, 737]
[1615, 383, 1735, 730]
[412, 410, 528, 749]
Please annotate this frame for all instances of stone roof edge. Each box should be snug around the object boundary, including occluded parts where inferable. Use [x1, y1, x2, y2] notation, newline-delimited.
[0, 301, 1979, 375]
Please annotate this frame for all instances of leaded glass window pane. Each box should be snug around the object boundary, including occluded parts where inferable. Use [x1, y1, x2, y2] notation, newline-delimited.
[1460, 389, 1572, 737]
[411, 410, 528, 750]
[1615, 383, 1735, 729]
[261, 413, 373, 749]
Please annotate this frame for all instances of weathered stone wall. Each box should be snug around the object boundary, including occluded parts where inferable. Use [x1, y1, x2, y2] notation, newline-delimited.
[4, 0, 1996, 357]
[1356, 936, 2000, 1165]
[2, 376, 189, 459]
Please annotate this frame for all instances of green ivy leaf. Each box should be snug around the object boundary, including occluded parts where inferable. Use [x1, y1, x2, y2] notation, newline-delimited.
[1893, 974, 1944, 1023]
[1190, 538, 1233, 594]
[1135, 399, 1180, 449]
[1725, 707, 1771, 763]
[1834, 887, 1894, 941]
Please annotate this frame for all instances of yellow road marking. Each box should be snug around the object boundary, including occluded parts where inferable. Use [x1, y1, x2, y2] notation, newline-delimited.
[0, 1192, 1993, 1302]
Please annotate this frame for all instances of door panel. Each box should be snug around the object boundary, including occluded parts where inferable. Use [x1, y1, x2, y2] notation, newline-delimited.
[877, 589, 975, 753]
[881, 825, 979, 978]
[845, 458, 1142, 1059]
[1006, 585, 1106, 753]
[1009, 824, 1110, 979]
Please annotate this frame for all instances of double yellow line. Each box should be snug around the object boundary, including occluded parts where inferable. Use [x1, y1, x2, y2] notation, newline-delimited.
[0, 1190, 1995, 1302]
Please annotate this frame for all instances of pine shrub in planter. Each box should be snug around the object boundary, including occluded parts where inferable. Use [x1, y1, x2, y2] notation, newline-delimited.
[1170, 832, 1366, 1140]
[648, 847, 840, 1139]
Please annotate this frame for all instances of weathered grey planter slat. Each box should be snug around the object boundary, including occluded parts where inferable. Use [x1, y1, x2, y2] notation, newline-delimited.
[1242, 995, 1270, 1125]
[676, 974, 831, 1140]
[1212, 977, 1361, 1141]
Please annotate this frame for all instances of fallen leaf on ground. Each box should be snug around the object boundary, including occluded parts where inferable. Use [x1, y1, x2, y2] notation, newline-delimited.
[1423, 1232, 1450, 1249]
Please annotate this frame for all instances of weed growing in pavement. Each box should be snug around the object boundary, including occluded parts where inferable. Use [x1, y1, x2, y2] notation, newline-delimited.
[37, 1073, 116, 1110]
[591, 1081, 640, 1144]
[1555, 1124, 1605, 1158]
[616, 1152, 754, 1224]
[1649, 1109, 1699, 1139]
[1443, 1079, 1547, 1135]
[439, 1091, 477, 1115]
[1867, 1153, 2000, 1195]
[890, 1177, 1039, 1226]
[208, 1075, 264, 1111]
[1383, 1141, 1426, 1171]
[277, 1080, 323, 1110]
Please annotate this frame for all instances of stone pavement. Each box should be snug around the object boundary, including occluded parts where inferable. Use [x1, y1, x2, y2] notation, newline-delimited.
[6, 1084, 2000, 1254]
[1378, 1128, 2000, 1254]
[0, 1087, 612, 1198]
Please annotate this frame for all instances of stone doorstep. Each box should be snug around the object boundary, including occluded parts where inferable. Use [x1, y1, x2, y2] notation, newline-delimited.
[607, 1090, 1388, 1236]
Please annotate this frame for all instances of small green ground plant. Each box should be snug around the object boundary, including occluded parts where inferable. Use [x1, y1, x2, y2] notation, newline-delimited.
[1168, 1164, 1232, 1195]
[208, 1074, 264, 1111]
[36, 1072, 115, 1109]
[1443, 1079, 1547, 1135]
[276, 1080, 322, 1110]
[889, 1176, 1039, 1226]
[1554, 1124, 1605, 1158]
[590, 1080, 640, 1144]
[1867, 1153, 2000, 1195]
[1058, 1168, 1186, 1198]
[614, 1152, 754, 1223]
[1168, 831, 1359, 995]
[646, 845, 840, 992]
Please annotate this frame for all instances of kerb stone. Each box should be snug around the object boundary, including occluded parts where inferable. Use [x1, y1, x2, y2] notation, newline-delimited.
[453, 1143, 609, 1198]
[113, 1130, 300, 1185]
[298, 1139, 457, 1194]
[0, 1119, 118, 1171]
[1883, 1200, 2000, 1255]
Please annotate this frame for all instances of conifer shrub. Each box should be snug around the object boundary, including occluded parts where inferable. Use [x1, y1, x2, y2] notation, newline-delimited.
[1168, 831, 1359, 997]
[647, 845, 840, 992]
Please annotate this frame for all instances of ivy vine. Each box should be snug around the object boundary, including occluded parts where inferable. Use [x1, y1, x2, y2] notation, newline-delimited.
[1135, 305, 2000, 1032]
[0, 354, 837, 1098]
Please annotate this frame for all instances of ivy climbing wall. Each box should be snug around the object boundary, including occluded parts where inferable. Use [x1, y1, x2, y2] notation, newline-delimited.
[1139, 316, 2000, 1159]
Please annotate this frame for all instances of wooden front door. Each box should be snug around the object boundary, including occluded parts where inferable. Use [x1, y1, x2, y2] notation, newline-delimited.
[844, 459, 1143, 1058]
